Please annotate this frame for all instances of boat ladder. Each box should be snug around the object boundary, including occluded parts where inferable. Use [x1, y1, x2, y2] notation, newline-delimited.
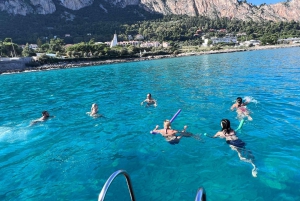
[98, 170, 206, 201]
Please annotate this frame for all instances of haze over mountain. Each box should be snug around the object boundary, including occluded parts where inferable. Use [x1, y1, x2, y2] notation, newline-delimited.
[0, 0, 299, 22]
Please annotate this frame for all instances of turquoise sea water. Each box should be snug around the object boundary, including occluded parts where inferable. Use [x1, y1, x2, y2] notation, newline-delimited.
[1, 47, 300, 201]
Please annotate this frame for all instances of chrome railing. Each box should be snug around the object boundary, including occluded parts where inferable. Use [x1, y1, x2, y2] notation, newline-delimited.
[195, 187, 206, 201]
[98, 170, 206, 201]
[98, 170, 135, 201]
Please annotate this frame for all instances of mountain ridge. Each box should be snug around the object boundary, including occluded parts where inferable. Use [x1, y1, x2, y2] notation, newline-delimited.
[0, 0, 299, 22]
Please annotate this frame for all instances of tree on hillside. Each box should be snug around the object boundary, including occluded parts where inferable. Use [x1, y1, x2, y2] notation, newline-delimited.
[0, 41, 3, 56]
[88, 38, 95, 45]
[41, 43, 50, 52]
[49, 38, 65, 53]
[22, 43, 35, 57]
[1, 38, 22, 57]
[37, 38, 43, 48]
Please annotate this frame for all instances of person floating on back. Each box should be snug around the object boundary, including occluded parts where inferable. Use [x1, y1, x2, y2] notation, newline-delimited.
[152, 120, 188, 145]
[141, 93, 157, 107]
[213, 119, 257, 177]
[30, 111, 54, 125]
[231, 97, 253, 121]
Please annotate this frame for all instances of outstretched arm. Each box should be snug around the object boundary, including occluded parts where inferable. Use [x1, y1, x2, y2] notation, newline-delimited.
[182, 125, 187, 132]
[213, 131, 222, 138]
[153, 125, 159, 131]
[153, 99, 157, 107]
[230, 104, 237, 111]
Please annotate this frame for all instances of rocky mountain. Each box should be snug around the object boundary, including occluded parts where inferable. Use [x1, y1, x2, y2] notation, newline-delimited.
[141, 0, 300, 22]
[0, 0, 299, 22]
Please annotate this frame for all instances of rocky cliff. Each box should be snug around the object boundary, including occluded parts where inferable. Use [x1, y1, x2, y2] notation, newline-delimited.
[140, 0, 300, 22]
[0, 0, 299, 22]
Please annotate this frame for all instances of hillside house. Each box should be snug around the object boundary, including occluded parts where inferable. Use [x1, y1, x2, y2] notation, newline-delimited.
[140, 41, 160, 48]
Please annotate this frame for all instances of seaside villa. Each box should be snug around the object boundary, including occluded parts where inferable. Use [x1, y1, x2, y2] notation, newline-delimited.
[202, 35, 237, 47]
[210, 36, 237, 44]
[240, 40, 261, 46]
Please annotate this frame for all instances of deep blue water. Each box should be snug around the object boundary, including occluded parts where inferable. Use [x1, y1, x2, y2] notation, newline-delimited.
[1, 47, 300, 201]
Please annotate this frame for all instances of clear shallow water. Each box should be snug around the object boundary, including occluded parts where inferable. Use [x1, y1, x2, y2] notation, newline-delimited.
[1, 47, 300, 201]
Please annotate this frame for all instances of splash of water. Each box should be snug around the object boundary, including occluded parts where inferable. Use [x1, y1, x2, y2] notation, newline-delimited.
[244, 96, 258, 104]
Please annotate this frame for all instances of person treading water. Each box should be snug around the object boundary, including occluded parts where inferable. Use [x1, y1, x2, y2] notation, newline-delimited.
[231, 97, 253, 121]
[141, 93, 157, 107]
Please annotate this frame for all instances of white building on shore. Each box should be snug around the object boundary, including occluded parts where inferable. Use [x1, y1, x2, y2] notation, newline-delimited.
[140, 41, 160, 48]
[202, 36, 237, 47]
[211, 36, 237, 44]
[277, 37, 300, 44]
[110, 34, 118, 48]
[240, 40, 261, 46]
[118, 41, 142, 47]
[21, 44, 38, 50]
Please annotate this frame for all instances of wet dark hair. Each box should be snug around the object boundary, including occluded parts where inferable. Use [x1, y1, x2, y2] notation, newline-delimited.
[237, 97, 242, 106]
[147, 93, 152, 97]
[221, 119, 232, 135]
[42, 111, 49, 116]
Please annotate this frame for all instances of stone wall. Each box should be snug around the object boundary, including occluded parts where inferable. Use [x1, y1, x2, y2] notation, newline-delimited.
[0, 57, 32, 73]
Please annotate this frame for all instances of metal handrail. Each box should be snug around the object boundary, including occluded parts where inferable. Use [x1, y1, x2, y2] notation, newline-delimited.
[195, 188, 206, 201]
[98, 170, 136, 201]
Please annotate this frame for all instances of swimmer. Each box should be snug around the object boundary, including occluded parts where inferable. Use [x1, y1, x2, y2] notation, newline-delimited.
[91, 103, 98, 116]
[152, 120, 188, 144]
[213, 119, 257, 177]
[141, 93, 157, 107]
[30, 111, 54, 125]
[231, 97, 253, 121]
[88, 103, 103, 118]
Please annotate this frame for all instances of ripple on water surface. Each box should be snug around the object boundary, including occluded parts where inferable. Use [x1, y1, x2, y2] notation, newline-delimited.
[1, 47, 300, 201]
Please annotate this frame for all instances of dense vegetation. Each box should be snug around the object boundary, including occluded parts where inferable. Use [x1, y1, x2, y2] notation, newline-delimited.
[0, 2, 299, 45]
[135, 15, 300, 45]
[1, 5, 300, 61]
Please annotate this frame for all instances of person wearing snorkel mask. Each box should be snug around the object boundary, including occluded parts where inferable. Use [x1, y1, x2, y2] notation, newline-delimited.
[231, 97, 253, 121]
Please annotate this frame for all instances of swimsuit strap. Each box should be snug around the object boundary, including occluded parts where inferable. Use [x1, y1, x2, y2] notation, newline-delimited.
[223, 129, 234, 136]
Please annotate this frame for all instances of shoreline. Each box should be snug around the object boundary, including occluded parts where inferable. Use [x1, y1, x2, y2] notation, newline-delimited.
[1, 44, 300, 75]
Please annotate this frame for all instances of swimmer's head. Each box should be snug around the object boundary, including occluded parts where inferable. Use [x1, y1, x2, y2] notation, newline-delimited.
[221, 119, 231, 130]
[164, 120, 171, 129]
[147, 93, 152, 98]
[236, 97, 242, 104]
[42, 111, 49, 117]
[91, 103, 98, 113]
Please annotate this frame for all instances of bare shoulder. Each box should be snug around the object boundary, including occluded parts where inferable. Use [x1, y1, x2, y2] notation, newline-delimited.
[214, 131, 225, 138]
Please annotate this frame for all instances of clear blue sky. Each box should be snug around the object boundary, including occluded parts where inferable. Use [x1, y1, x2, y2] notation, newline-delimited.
[247, 0, 284, 5]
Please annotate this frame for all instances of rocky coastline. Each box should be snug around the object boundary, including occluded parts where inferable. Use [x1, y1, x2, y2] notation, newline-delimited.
[1, 44, 299, 75]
